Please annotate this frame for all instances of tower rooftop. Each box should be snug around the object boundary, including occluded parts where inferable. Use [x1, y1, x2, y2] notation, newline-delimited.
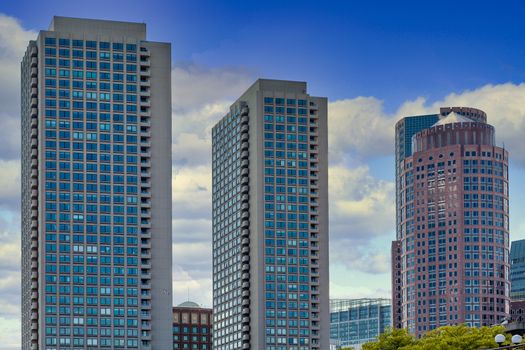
[433, 112, 475, 127]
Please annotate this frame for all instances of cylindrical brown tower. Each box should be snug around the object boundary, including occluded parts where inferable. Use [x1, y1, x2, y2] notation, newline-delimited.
[395, 107, 509, 336]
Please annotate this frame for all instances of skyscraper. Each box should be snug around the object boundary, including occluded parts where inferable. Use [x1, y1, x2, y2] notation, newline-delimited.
[212, 79, 329, 350]
[510, 239, 525, 301]
[392, 107, 510, 336]
[21, 17, 172, 349]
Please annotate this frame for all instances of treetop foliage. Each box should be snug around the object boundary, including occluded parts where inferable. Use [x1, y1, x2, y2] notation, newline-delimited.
[360, 325, 514, 350]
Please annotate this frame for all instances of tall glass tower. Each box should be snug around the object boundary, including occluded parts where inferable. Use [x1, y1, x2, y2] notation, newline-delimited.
[212, 79, 329, 350]
[21, 17, 172, 350]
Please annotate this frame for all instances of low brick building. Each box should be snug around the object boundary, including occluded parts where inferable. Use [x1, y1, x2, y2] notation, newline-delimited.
[173, 301, 212, 349]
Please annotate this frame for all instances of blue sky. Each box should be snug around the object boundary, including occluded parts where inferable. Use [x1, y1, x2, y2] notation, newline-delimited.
[6, 0, 525, 106]
[1, 1, 525, 348]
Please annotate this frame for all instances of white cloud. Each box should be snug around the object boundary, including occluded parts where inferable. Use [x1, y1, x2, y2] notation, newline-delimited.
[172, 133, 211, 167]
[0, 15, 36, 160]
[0, 160, 20, 209]
[0, 315, 20, 350]
[329, 83, 525, 165]
[329, 97, 395, 163]
[172, 262, 212, 308]
[171, 65, 254, 167]
[328, 165, 395, 274]
[329, 166, 395, 241]
[172, 64, 254, 112]
[331, 278, 391, 300]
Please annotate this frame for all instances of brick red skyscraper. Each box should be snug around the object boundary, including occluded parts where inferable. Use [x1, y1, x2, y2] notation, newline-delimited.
[392, 107, 510, 336]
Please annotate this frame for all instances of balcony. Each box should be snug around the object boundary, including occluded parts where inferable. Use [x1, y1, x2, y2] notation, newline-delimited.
[139, 88, 151, 98]
[140, 98, 151, 108]
[140, 129, 152, 138]
[140, 107, 151, 117]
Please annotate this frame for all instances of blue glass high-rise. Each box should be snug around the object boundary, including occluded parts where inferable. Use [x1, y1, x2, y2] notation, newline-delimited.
[21, 17, 173, 350]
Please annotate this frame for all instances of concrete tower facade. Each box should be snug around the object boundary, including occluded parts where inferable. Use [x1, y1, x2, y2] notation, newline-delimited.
[212, 79, 329, 350]
[393, 107, 510, 336]
[21, 17, 172, 350]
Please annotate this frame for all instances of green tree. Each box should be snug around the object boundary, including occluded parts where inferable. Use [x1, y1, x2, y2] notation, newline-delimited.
[413, 324, 507, 350]
[361, 325, 512, 350]
[362, 328, 415, 350]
